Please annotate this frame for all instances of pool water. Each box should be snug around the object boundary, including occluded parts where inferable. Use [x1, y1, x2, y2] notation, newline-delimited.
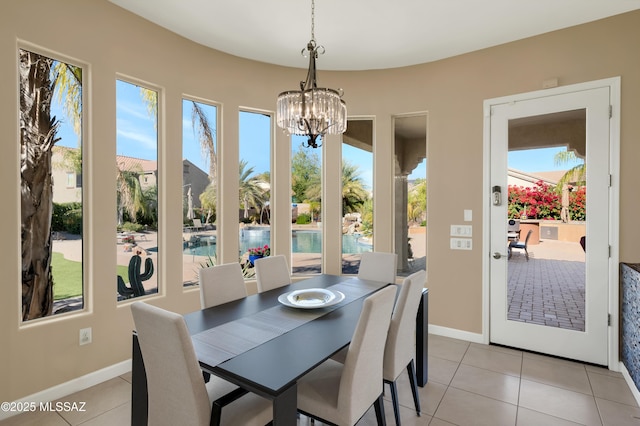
[183, 229, 371, 256]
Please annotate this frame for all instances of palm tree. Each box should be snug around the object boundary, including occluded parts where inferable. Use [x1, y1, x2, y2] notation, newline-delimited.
[20, 50, 75, 320]
[408, 178, 427, 225]
[116, 165, 149, 225]
[239, 160, 267, 220]
[341, 160, 369, 213]
[554, 150, 585, 189]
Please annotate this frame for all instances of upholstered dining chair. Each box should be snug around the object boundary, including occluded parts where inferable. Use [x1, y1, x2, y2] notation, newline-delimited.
[130, 302, 272, 426]
[383, 269, 426, 425]
[358, 251, 398, 284]
[199, 262, 247, 309]
[297, 285, 397, 426]
[254, 254, 291, 293]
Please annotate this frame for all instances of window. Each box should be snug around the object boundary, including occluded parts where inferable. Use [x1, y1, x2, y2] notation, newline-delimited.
[239, 111, 272, 278]
[342, 126, 373, 274]
[393, 114, 427, 277]
[116, 79, 159, 300]
[291, 136, 322, 274]
[182, 98, 218, 287]
[19, 48, 84, 321]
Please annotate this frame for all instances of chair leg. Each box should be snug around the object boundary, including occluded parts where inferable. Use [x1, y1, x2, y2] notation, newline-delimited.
[525, 248, 529, 261]
[374, 394, 387, 426]
[387, 380, 401, 426]
[407, 360, 421, 416]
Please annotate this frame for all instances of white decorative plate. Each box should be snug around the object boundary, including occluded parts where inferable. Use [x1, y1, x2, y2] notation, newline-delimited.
[278, 288, 345, 309]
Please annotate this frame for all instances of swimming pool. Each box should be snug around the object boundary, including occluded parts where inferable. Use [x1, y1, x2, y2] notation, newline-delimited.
[183, 229, 371, 257]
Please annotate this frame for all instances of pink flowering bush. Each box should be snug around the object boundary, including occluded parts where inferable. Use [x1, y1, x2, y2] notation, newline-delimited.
[507, 180, 585, 221]
[247, 245, 270, 256]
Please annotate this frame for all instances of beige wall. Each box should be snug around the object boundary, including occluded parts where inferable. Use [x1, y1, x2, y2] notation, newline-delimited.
[2, 0, 639, 402]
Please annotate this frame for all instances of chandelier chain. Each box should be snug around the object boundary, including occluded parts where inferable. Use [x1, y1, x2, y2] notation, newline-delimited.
[310, 0, 315, 41]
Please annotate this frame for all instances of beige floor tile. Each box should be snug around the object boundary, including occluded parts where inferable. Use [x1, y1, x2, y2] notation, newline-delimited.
[516, 407, 584, 426]
[119, 371, 133, 384]
[434, 387, 517, 426]
[462, 345, 523, 377]
[428, 355, 461, 386]
[519, 379, 601, 425]
[356, 399, 430, 425]
[0, 410, 68, 426]
[585, 364, 623, 378]
[429, 417, 458, 426]
[55, 377, 131, 425]
[78, 402, 130, 426]
[450, 364, 520, 405]
[521, 356, 592, 394]
[595, 397, 640, 426]
[428, 335, 470, 363]
[470, 342, 523, 358]
[390, 372, 447, 416]
[588, 370, 639, 407]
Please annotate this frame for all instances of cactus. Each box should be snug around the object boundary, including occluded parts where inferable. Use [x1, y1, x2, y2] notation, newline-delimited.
[117, 254, 154, 299]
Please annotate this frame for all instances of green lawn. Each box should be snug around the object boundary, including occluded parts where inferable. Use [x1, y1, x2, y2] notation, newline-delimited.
[52, 252, 129, 300]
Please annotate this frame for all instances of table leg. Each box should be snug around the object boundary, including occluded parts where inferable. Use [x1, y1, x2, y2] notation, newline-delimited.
[131, 333, 148, 425]
[272, 382, 297, 426]
[416, 288, 429, 386]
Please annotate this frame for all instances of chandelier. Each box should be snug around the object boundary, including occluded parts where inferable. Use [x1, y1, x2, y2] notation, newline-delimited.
[276, 0, 347, 149]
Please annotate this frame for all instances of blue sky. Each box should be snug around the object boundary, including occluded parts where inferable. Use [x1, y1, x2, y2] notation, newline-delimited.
[53, 80, 577, 187]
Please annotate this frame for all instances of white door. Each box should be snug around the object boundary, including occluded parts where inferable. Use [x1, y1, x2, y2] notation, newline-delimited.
[489, 85, 610, 365]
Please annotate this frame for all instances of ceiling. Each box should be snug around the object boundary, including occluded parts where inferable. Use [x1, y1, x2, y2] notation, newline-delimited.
[109, 0, 640, 71]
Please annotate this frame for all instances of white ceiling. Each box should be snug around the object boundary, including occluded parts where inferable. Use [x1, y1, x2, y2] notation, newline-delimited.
[109, 0, 640, 71]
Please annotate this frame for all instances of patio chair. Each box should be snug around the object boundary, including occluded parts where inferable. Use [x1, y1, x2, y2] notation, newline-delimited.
[192, 218, 204, 231]
[509, 229, 533, 261]
[507, 219, 521, 241]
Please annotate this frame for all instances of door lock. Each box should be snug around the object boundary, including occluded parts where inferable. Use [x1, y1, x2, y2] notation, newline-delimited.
[493, 252, 507, 259]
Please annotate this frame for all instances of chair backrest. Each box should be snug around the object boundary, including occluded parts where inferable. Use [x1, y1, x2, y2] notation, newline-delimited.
[199, 262, 247, 309]
[254, 255, 291, 292]
[357, 252, 398, 284]
[383, 270, 426, 381]
[131, 302, 211, 426]
[338, 285, 397, 422]
[523, 229, 533, 245]
[507, 219, 520, 232]
[193, 218, 202, 227]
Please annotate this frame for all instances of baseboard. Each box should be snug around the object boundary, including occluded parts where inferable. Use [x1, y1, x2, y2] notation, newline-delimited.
[619, 362, 640, 407]
[428, 324, 485, 344]
[0, 359, 131, 421]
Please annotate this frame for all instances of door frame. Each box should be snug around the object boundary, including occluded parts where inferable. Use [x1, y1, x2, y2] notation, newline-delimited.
[481, 77, 620, 370]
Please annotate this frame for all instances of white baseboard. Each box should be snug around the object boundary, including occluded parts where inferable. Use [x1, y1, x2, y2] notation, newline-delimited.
[619, 362, 640, 407]
[0, 360, 131, 421]
[428, 324, 486, 344]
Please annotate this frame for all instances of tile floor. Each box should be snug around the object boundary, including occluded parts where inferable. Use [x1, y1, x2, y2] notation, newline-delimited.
[2, 334, 639, 425]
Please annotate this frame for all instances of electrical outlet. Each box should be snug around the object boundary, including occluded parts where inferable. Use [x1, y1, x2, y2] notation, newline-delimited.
[79, 327, 92, 346]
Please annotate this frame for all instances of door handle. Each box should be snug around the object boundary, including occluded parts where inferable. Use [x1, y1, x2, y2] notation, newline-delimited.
[493, 252, 507, 259]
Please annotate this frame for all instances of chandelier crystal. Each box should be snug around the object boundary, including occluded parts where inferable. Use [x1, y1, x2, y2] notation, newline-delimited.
[276, 0, 347, 149]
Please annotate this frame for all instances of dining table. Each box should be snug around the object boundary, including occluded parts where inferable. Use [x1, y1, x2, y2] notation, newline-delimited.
[131, 273, 428, 426]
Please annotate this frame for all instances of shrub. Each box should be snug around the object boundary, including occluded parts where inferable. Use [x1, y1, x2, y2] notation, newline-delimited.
[52, 202, 83, 235]
[507, 181, 585, 221]
[119, 222, 144, 233]
[296, 213, 311, 224]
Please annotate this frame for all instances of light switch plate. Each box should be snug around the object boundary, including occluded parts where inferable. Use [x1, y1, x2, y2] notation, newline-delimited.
[450, 238, 472, 250]
[450, 225, 472, 237]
